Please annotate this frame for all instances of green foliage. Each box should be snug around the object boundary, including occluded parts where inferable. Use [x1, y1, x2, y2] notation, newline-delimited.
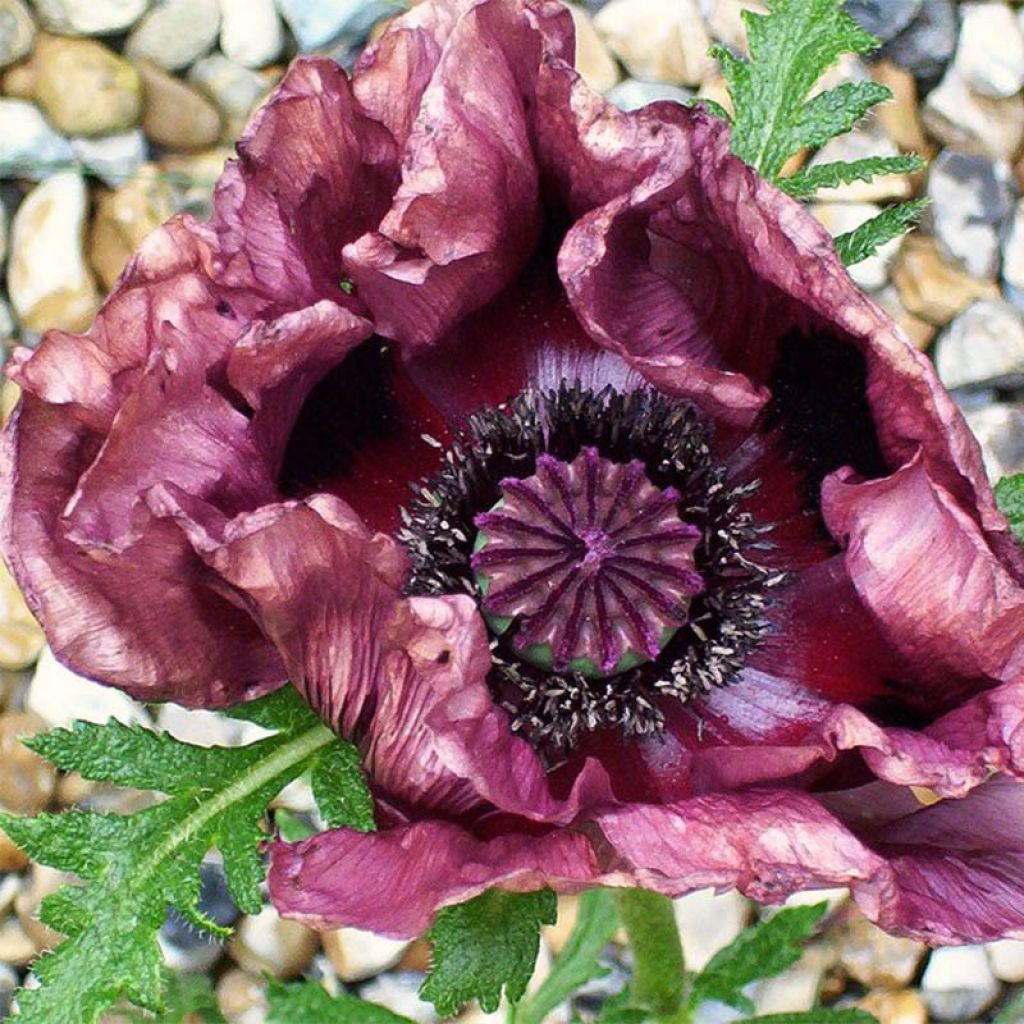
[688, 903, 828, 1013]
[715, 0, 925, 265]
[267, 979, 414, 1024]
[420, 889, 558, 1016]
[996, 474, 1024, 544]
[119, 972, 226, 1022]
[311, 740, 376, 831]
[517, 889, 620, 1024]
[0, 688, 373, 1024]
[747, 1013, 878, 1024]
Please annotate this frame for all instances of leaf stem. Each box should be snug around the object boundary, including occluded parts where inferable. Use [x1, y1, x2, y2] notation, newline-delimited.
[614, 889, 687, 1019]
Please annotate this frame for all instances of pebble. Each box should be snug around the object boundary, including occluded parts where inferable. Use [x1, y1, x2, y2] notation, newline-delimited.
[607, 78, 694, 111]
[672, 888, 751, 973]
[1003, 199, 1024, 309]
[276, 0, 365, 52]
[321, 927, 409, 982]
[137, 59, 223, 151]
[921, 946, 1000, 1021]
[361, 971, 439, 1024]
[0, 98, 75, 179]
[31, 0, 148, 36]
[7, 170, 100, 334]
[811, 202, 898, 293]
[0, 712, 55, 816]
[872, 285, 937, 351]
[870, 61, 931, 157]
[701, 0, 765, 55]
[935, 299, 1024, 390]
[88, 165, 175, 289]
[188, 53, 271, 140]
[833, 913, 925, 989]
[892, 234, 1001, 326]
[955, 2, 1024, 100]
[15, 863, 68, 952]
[217, 969, 268, 1024]
[0, 0, 34, 69]
[31, 35, 142, 137]
[0, 916, 35, 967]
[228, 905, 319, 980]
[70, 130, 147, 187]
[927, 150, 1012, 282]
[126, 0, 221, 72]
[964, 404, 1024, 482]
[0, 962, 15, 1019]
[923, 67, 1024, 163]
[595, 0, 709, 87]
[0, 827, 29, 872]
[808, 127, 914, 203]
[219, 0, 282, 69]
[159, 145, 232, 216]
[0, 558, 44, 671]
[845, 0, 922, 43]
[988, 939, 1024, 983]
[27, 646, 150, 729]
[858, 989, 928, 1024]
[156, 702, 270, 748]
[567, 4, 618, 94]
[880, 0, 958, 82]
[753, 950, 829, 1015]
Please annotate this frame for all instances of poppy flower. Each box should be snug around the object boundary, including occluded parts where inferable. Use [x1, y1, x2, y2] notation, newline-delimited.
[4, 0, 1024, 944]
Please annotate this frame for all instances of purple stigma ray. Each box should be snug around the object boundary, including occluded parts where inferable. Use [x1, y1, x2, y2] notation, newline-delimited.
[472, 447, 704, 676]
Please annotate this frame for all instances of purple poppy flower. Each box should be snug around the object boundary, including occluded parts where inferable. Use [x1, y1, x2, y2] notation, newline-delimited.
[4, 0, 1024, 944]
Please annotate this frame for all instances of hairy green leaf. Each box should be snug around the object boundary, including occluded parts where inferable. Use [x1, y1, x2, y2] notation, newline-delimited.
[267, 979, 414, 1024]
[996, 474, 1024, 544]
[518, 889, 620, 1024]
[420, 889, 557, 1016]
[833, 199, 927, 266]
[746, 1012, 878, 1024]
[0, 688, 372, 1024]
[714, 0, 881, 180]
[120, 972, 226, 1022]
[780, 155, 924, 200]
[689, 903, 828, 1013]
[311, 740, 376, 831]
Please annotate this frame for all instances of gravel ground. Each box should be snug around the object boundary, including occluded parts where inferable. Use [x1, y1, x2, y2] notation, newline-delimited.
[0, 1, 1023, 1022]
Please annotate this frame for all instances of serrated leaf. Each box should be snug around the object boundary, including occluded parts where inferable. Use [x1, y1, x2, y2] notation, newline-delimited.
[714, 0, 881, 180]
[0, 687, 374, 1024]
[518, 889, 619, 1024]
[688, 903, 828, 1013]
[684, 96, 732, 122]
[120, 971, 227, 1022]
[833, 199, 927, 266]
[996, 474, 1024, 544]
[420, 889, 557, 1016]
[780, 155, 924, 200]
[267, 978, 415, 1024]
[746, 1012, 877, 1024]
[311, 741, 376, 831]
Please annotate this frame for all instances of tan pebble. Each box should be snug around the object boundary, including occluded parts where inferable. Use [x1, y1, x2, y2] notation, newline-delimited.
[16, 863, 69, 952]
[321, 926, 409, 982]
[228, 905, 319, 979]
[31, 34, 142, 137]
[55, 770, 95, 807]
[543, 894, 580, 957]
[1, 379, 20, 426]
[0, 712, 54, 815]
[870, 61, 934, 157]
[696, 72, 735, 119]
[0, 559, 45, 672]
[0, 825, 28, 872]
[399, 937, 433, 973]
[892, 234, 1000, 326]
[567, 4, 618, 94]
[88, 166, 175, 289]
[873, 286, 937, 352]
[858, 989, 928, 1024]
[834, 912, 925, 989]
[0, 914, 36, 966]
[0, 60, 35, 98]
[217, 969, 269, 1023]
[136, 59, 222, 151]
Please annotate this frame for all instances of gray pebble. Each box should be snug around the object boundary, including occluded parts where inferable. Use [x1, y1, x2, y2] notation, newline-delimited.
[936, 299, 1024, 391]
[845, 0, 922, 44]
[880, 0, 958, 82]
[0, 99, 75, 180]
[963, 404, 1024, 482]
[276, 0, 367, 52]
[0, 0, 35, 69]
[70, 129, 148, 187]
[921, 946, 1001, 1022]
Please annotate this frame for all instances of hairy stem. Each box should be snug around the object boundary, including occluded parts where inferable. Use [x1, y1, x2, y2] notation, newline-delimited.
[614, 889, 687, 1019]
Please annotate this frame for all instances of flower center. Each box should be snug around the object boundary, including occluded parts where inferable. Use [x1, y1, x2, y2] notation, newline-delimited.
[472, 448, 703, 678]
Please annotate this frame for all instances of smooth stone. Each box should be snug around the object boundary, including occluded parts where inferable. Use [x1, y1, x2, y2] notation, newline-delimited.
[0, 875, 21, 918]
[321, 927, 409, 982]
[834, 913, 925, 988]
[923, 67, 1024, 162]
[15, 863, 68, 952]
[188, 53, 272, 140]
[858, 990, 928, 1024]
[360, 972, 439, 1024]
[892, 234, 1001, 326]
[988, 939, 1024, 983]
[28, 646, 151, 729]
[159, 145, 232, 216]
[753, 956, 827, 1015]
[1003, 199, 1024, 308]
[927, 150, 1012, 282]
[70, 130, 147, 187]
[955, 2, 1024, 100]
[156, 702, 270, 748]
[0, 827, 29, 873]
[7, 170, 100, 334]
[0, 915, 35, 966]
[873, 285, 937, 351]
[871, 60, 931, 155]
[567, 4, 618, 94]
[0, 712, 55, 816]
[607, 78, 693, 111]
[811, 202, 898, 293]
[782, 888, 850, 914]
[30, 0, 148, 35]
[963, 404, 1024, 482]
[595, 0, 710, 87]
[216, 969, 269, 1023]
[126, 0, 220, 72]
[137, 59, 223, 150]
[880, 0, 958, 82]
[228, 905, 319, 980]
[276, 0, 364, 51]
[0, 961, 15, 1019]
[89, 165, 175, 289]
[219, 0, 282, 68]
[0, 558, 44, 671]
[673, 889, 751, 973]
[0, 189, 8, 264]
[921, 946, 1000, 1021]
[543, 894, 580, 956]
[0, 0, 34, 68]
[31, 35, 142, 137]
[936, 299, 1024, 390]
[0, 98, 75, 179]
[845, 0, 922, 43]
[701, 0, 765, 55]
[809, 127, 914, 203]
